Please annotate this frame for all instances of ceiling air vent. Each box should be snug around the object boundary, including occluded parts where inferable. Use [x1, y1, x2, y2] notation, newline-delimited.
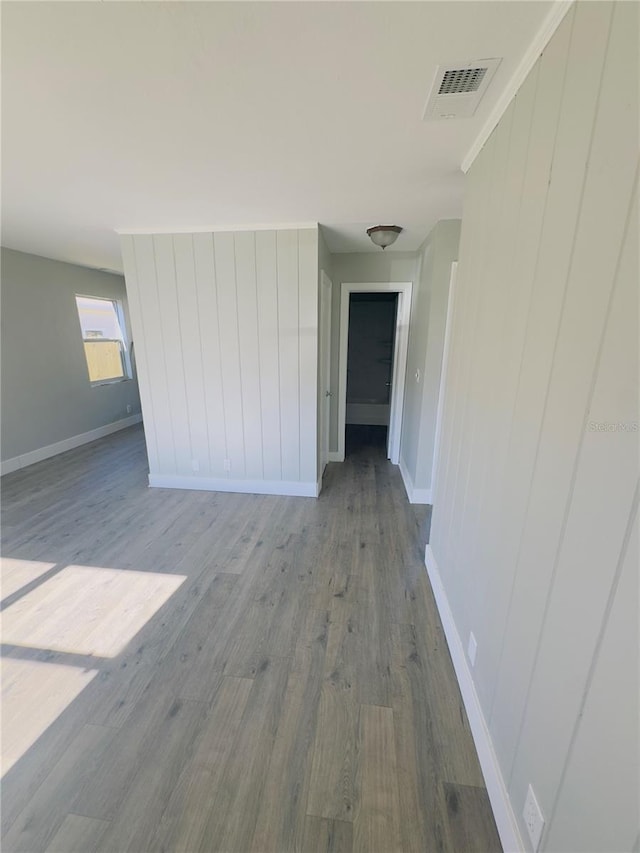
[423, 59, 501, 120]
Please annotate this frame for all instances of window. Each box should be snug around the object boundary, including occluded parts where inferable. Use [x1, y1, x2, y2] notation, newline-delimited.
[75, 295, 131, 384]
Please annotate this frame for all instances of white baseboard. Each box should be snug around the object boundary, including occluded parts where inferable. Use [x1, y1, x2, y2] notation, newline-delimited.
[412, 486, 432, 504]
[399, 457, 432, 505]
[149, 473, 318, 498]
[424, 545, 524, 853]
[1, 414, 143, 476]
[399, 457, 414, 502]
[328, 451, 344, 463]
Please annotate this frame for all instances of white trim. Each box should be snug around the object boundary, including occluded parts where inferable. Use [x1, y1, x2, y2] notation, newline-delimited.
[319, 269, 333, 474]
[1, 414, 143, 476]
[424, 545, 525, 853]
[337, 282, 412, 465]
[430, 261, 457, 506]
[412, 486, 432, 505]
[399, 457, 432, 505]
[149, 474, 318, 498]
[328, 451, 344, 463]
[116, 222, 319, 236]
[2, 458, 24, 477]
[461, 0, 574, 173]
[399, 456, 414, 502]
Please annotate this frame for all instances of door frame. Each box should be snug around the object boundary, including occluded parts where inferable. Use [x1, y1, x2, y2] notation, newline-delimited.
[319, 269, 333, 475]
[430, 261, 457, 504]
[337, 281, 412, 464]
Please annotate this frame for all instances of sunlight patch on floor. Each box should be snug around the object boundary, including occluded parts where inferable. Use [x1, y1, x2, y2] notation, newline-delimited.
[1, 565, 186, 658]
[1, 557, 57, 600]
[1, 563, 187, 775]
[1, 657, 98, 776]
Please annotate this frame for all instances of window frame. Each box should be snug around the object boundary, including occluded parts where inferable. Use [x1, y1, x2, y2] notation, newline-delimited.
[75, 294, 133, 387]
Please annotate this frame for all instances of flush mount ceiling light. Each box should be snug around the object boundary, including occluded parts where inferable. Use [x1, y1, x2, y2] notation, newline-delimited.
[366, 225, 403, 250]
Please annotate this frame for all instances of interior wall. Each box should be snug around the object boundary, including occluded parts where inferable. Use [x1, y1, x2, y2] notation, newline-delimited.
[120, 228, 319, 495]
[318, 225, 333, 284]
[1, 248, 141, 467]
[400, 220, 460, 498]
[430, 3, 638, 851]
[329, 251, 417, 451]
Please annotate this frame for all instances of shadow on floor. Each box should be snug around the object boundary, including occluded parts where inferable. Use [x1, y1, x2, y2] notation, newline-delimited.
[344, 424, 388, 458]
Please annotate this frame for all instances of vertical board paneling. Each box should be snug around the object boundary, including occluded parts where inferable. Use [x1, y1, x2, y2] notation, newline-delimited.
[456, 70, 537, 640]
[120, 235, 160, 474]
[429, 1, 638, 849]
[430, 148, 484, 533]
[431, 131, 498, 571]
[234, 232, 264, 479]
[214, 232, 246, 479]
[193, 232, 227, 476]
[132, 235, 177, 474]
[511, 166, 638, 822]
[298, 228, 318, 485]
[255, 231, 282, 480]
[153, 235, 192, 475]
[509, 0, 639, 810]
[121, 228, 317, 491]
[277, 231, 300, 481]
[446, 106, 514, 621]
[451, 83, 537, 651]
[472, 10, 574, 715]
[544, 506, 639, 853]
[173, 234, 211, 476]
[489, 0, 614, 774]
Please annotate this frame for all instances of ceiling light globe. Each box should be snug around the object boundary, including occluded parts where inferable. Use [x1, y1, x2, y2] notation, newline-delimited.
[366, 225, 402, 249]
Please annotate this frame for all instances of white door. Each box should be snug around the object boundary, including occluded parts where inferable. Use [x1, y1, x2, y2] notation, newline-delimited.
[319, 270, 333, 473]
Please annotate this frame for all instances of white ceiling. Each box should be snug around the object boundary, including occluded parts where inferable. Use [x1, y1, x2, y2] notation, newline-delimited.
[1, 1, 553, 272]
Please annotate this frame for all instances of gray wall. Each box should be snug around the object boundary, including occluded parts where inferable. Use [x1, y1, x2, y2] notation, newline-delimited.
[401, 220, 460, 495]
[430, 3, 638, 851]
[1, 248, 141, 464]
[329, 251, 417, 451]
[318, 225, 333, 284]
[121, 229, 318, 493]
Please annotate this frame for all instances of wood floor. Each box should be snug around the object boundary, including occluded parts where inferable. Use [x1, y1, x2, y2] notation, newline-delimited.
[1, 424, 501, 853]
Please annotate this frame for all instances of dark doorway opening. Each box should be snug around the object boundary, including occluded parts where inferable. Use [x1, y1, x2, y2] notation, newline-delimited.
[345, 292, 398, 456]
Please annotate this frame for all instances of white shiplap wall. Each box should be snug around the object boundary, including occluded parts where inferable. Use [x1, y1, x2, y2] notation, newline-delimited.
[428, 3, 638, 851]
[121, 228, 319, 496]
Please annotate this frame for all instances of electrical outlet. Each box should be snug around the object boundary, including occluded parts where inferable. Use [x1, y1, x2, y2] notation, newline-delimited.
[523, 784, 545, 851]
[191, 459, 199, 473]
[467, 632, 477, 667]
[126, 404, 132, 414]
[223, 459, 231, 472]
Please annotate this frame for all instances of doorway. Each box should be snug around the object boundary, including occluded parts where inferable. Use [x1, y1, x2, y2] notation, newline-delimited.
[337, 281, 412, 464]
[345, 292, 397, 454]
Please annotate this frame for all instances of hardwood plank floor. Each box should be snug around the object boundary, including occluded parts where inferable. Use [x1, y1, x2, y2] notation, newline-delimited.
[1, 424, 501, 853]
